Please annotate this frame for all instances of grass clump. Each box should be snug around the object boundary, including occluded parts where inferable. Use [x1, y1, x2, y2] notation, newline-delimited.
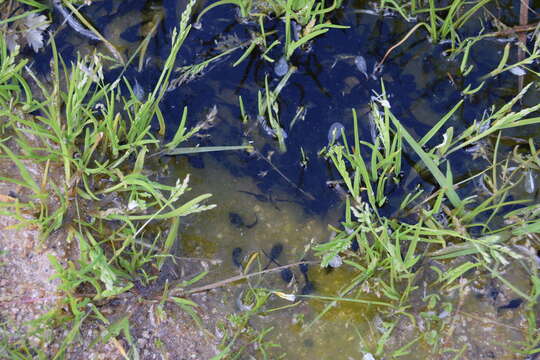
[0, 0, 224, 356]
[313, 81, 540, 356]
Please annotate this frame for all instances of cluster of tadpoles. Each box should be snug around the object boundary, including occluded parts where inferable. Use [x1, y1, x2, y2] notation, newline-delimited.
[232, 244, 314, 295]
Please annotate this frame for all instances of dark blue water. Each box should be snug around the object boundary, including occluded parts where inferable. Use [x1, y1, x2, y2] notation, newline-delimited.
[31, 0, 540, 220]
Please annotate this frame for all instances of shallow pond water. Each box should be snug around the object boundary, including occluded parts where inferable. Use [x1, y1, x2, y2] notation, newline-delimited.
[37, 0, 540, 358]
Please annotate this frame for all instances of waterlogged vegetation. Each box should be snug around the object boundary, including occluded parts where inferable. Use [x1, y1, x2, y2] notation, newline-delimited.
[1, 0, 540, 359]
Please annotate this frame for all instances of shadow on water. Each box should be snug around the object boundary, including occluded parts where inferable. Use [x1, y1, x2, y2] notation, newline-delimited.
[38, 0, 540, 357]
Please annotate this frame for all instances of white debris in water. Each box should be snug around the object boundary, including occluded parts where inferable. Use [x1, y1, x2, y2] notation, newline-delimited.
[373, 315, 385, 333]
[354, 55, 368, 78]
[509, 66, 526, 76]
[363, 353, 376, 360]
[274, 291, 296, 302]
[525, 170, 536, 194]
[128, 200, 137, 210]
[274, 56, 289, 77]
[292, 20, 302, 41]
[368, 112, 378, 144]
[327, 122, 345, 145]
[133, 79, 145, 101]
[328, 255, 343, 268]
[438, 310, 450, 319]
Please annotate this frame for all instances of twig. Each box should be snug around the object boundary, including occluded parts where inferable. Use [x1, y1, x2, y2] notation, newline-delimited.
[376, 22, 426, 72]
[517, 0, 529, 92]
[168, 260, 317, 296]
[253, 149, 315, 201]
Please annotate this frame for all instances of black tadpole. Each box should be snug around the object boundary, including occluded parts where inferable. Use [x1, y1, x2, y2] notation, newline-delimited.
[232, 247, 243, 268]
[350, 239, 359, 252]
[263, 243, 284, 269]
[262, 244, 294, 285]
[299, 262, 309, 275]
[270, 243, 283, 259]
[280, 268, 293, 283]
[229, 212, 258, 229]
[299, 262, 309, 282]
[497, 298, 524, 312]
[301, 281, 315, 295]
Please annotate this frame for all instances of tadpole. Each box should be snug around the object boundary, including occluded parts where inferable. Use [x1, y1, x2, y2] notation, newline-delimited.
[497, 298, 524, 311]
[280, 268, 293, 283]
[232, 247, 243, 268]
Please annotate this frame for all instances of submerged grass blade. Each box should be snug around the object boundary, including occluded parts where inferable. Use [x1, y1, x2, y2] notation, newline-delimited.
[163, 145, 252, 155]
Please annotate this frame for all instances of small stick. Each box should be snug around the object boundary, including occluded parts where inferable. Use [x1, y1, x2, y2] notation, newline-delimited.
[517, 0, 529, 92]
[168, 260, 317, 296]
[253, 149, 315, 201]
[375, 22, 426, 72]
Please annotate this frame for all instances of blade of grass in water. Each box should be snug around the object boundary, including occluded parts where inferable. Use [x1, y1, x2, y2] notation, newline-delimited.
[389, 112, 462, 209]
[163, 145, 252, 155]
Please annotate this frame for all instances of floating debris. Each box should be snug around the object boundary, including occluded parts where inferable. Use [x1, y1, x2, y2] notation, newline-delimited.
[368, 112, 379, 145]
[438, 310, 450, 319]
[133, 79, 145, 101]
[274, 291, 296, 302]
[257, 115, 288, 139]
[53, 0, 100, 41]
[363, 353, 376, 360]
[510, 66, 526, 76]
[525, 170, 536, 194]
[327, 122, 345, 145]
[274, 56, 289, 77]
[291, 20, 302, 41]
